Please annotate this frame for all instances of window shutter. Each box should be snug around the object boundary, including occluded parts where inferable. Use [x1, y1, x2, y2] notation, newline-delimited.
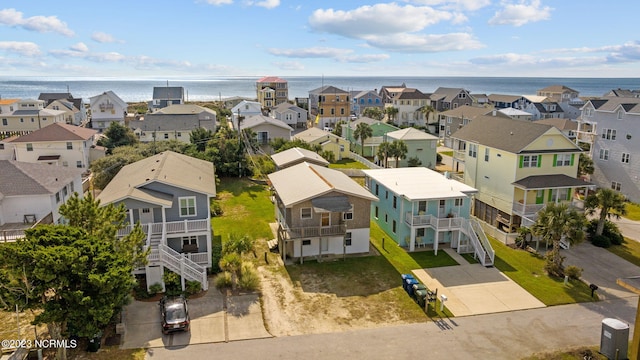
[519, 156, 523, 168]
[567, 188, 572, 201]
[570, 154, 575, 166]
[553, 154, 557, 167]
[537, 155, 542, 167]
[548, 189, 553, 202]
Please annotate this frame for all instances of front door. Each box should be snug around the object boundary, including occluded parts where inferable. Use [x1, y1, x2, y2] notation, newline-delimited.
[140, 208, 153, 224]
[321, 238, 329, 252]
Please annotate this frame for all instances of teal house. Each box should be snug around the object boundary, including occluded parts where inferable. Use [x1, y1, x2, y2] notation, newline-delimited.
[342, 117, 399, 157]
[386, 127, 439, 169]
[363, 168, 494, 265]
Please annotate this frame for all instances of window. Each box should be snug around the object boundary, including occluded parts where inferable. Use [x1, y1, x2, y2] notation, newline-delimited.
[416, 228, 425, 237]
[340, 145, 345, 152]
[343, 211, 353, 221]
[418, 201, 427, 213]
[392, 196, 397, 209]
[618, 109, 624, 120]
[602, 128, 617, 140]
[612, 181, 621, 191]
[26, 143, 33, 151]
[385, 191, 388, 199]
[76, 161, 82, 168]
[484, 148, 490, 162]
[142, 208, 150, 214]
[164, 133, 169, 139]
[375, 184, 379, 196]
[55, 192, 61, 203]
[62, 161, 68, 167]
[344, 232, 352, 246]
[455, 198, 463, 207]
[555, 154, 572, 166]
[302, 239, 311, 246]
[468, 143, 477, 158]
[599, 149, 610, 161]
[300, 207, 312, 219]
[458, 93, 467, 99]
[1, 119, 6, 126]
[374, 206, 379, 219]
[584, 108, 592, 117]
[62, 186, 68, 196]
[177, 132, 182, 137]
[392, 220, 397, 233]
[182, 236, 197, 246]
[521, 155, 539, 168]
[66, 142, 72, 150]
[179, 197, 196, 217]
[321, 213, 330, 227]
[70, 182, 74, 193]
[385, 214, 388, 223]
[622, 153, 630, 164]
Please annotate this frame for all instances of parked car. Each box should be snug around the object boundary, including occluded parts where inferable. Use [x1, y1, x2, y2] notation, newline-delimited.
[159, 295, 190, 334]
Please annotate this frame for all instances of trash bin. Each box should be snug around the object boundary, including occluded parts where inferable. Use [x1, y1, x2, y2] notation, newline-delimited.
[414, 289, 427, 308]
[412, 284, 427, 299]
[401, 274, 414, 286]
[404, 278, 419, 295]
[600, 318, 629, 360]
[87, 331, 103, 352]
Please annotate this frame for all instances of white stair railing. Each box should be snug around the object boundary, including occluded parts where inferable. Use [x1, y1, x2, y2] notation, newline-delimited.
[156, 244, 208, 290]
[470, 218, 495, 266]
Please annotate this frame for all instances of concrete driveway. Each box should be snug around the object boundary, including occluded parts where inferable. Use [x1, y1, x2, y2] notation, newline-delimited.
[122, 279, 271, 349]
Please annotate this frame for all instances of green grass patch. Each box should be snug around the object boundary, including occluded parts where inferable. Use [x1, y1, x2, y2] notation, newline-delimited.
[460, 253, 479, 264]
[211, 177, 274, 244]
[489, 237, 595, 305]
[328, 158, 369, 169]
[623, 202, 640, 221]
[439, 151, 453, 157]
[607, 237, 640, 267]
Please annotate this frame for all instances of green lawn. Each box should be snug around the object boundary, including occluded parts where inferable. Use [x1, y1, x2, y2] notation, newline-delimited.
[438, 151, 453, 157]
[328, 158, 369, 169]
[489, 237, 595, 305]
[623, 202, 640, 221]
[607, 237, 640, 267]
[211, 178, 274, 244]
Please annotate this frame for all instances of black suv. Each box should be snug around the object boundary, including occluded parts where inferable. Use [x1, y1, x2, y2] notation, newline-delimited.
[159, 295, 190, 335]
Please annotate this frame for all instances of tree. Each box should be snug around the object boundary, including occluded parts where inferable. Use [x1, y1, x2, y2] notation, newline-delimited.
[363, 107, 384, 121]
[353, 122, 373, 156]
[223, 233, 256, 257]
[320, 150, 336, 163]
[190, 127, 214, 152]
[389, 140, 408, 168]
[205, 126, 250, 177]
[407, 156, 422, 167]
[578, 153, 595, 177]
[333, 121, 345, 137]
[219, 252, 242, 290]
[385, 107, 398, 123]
[377, 141, 392, 168]
[420, 105, 435, 124]
[90, 146, 143, 189]
[97, 122, 138, 152]
[531, 203, 586, 277]
[585, 187, 627, 237]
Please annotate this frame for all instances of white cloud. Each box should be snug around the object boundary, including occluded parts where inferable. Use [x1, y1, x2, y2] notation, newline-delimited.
[252, 0, 280, 9]
[204, 0, 233, 5]
[406, 0, 492, 11]
[69, 42, 89, 52]
[268, 47, 346, 58]
[309, 3, 454, 38]
[273, 61, 305, 71]
[0, 8, 74, 36]
[91, 32, 120, 43]
[488, 0, 552, 27]
[338, 53, 390, 63]
[0, 41, 41, 56]
[365, 32, 484, 52]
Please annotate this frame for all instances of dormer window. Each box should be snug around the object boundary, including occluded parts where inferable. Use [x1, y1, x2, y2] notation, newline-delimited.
[617, 109, 624, 120]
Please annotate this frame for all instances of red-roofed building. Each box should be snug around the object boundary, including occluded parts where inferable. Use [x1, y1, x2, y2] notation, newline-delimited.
[256, 76, 288, 109]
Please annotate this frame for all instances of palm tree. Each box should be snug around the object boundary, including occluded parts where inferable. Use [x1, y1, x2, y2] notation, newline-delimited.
[389, 140, 408, 168]
[219, 252, 242, 290]
[377, 141, 392, 168]
[578, 153, 595, 177]
[353, 122, 373, 156]
[420, 105, 435, 124]
[531, 203, 586, 277]
[585, 187, 627, 236]
[385, 107, 399, 124]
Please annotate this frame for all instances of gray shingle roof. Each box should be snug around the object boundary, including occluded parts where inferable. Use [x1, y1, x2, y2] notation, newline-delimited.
[451, 115, 560, 153]
[11, 123, 97, 142]
[512, 174, 591, 189]
[152, 87, 184, 100]
[0, 160, 83, 197]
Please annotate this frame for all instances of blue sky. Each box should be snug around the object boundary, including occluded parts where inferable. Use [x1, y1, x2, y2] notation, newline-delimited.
[1, 1, 639, 78]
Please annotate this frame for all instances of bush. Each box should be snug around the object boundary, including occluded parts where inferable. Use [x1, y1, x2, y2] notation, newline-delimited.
[436, 153, 443, 163]
[185, 280, 201, 296]
[163, 270, 182, 296]
[238, 262, 260, 291]
[591, 234, 611, 248]
[210, 200, 224, 217]
[148, 282, 163, 295]
[214, 271, 232, 289]
[564, 265, 583, 280]
[133, 282, 152, 300]
[587, 219, 623, 246]
[210, 243, 223, 274]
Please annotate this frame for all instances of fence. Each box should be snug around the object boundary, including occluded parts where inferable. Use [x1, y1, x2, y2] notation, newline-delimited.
[349, 151, 381, 169]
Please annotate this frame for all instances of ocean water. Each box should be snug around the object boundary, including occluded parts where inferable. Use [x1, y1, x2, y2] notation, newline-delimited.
[1, 76, 640, 103]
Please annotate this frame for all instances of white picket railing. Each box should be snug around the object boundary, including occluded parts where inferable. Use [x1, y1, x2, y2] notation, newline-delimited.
[156, 244, 208, 290]
[349, 151, 381, 169]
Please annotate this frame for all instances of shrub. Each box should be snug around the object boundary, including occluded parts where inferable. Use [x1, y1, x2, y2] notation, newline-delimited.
[239, 262, 260, 291]
[586, 219, 624, 246]
[133, 282, 152, 300]
[148, 282, 163, 295]
[210, 243, 223, 274]
[163, 270, 182, 296]
[591, 234, 611, 248]
[214, 271, 232, 289]
[564, 265, 583, 280]
[210, 200, 224, 217]
[436, 153, 443, 163]
[185, 280, 201, 296]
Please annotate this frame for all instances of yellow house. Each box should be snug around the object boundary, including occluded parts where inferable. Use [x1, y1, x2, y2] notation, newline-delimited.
[293, 127, 350, 161]
[451, 115, 591, 235]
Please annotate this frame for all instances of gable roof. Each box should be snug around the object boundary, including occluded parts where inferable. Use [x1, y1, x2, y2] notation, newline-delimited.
[451, 115, 579, 153]
[11, 123, 97, 143]
[268, 162, 376, 207]
[488, 94, 523, 103]
[309, 85, 349, 95]
[386, 127, 438, 141]
[538, 85, 578, 93]
[271, 147, 329, 168]
[431, 87, 468, 102]
[588, 97, 640, 113]
[0, 160, 82, 197]
[257, 76, 287, 83]
[439, 105, 494, 119]
[97, 151, 216, 206]
[396, 88, 428, 100]
[242, 114, 293, 131]
[497, 108, 531, 117]
[272, 102, 304, 113]
[153, 104, 216, 116]
[89, 91, 127, 108]
[293, 127, 337, 143]
[535, 118, 578, 131]
[0, 99, 19, 105]
[363, 167, 477, 201]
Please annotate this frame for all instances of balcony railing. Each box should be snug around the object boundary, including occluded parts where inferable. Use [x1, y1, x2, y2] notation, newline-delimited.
[404, 212, 463, 230]
[511, 202, 545, 216]
[453, 150, 466, 161]
[117, 219, 210, 238]
[280, 224, 346, 240]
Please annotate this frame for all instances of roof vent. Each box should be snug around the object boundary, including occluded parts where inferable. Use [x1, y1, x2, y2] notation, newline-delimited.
[151, 169, 155, 172]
